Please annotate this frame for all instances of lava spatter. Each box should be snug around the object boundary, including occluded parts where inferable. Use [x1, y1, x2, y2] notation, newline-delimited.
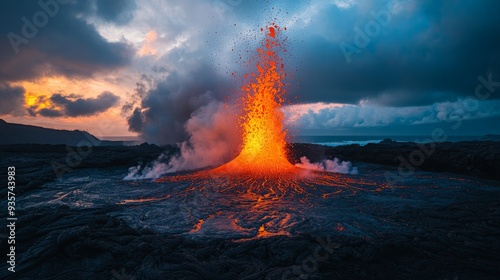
[212, 24, 297, 176]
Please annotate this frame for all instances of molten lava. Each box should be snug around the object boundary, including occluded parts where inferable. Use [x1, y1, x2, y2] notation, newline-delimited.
[213, 24, 296, 175]
[130, 27, 376, 241]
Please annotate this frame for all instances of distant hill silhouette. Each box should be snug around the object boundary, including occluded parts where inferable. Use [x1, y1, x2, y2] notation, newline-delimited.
[0, 119, 122, 146]
[479, 134, 500, 141]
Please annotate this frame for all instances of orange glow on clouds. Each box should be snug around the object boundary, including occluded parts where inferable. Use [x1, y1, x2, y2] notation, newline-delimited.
[24, 92, 52, 110]
[138, 30, 159, 57]
[4, 76, 137, 137]
[13, 76, 125, 112]
[18, 77, 68, 110]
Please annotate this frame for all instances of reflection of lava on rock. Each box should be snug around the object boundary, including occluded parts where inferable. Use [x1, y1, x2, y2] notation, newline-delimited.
[153, 170, 383, 238]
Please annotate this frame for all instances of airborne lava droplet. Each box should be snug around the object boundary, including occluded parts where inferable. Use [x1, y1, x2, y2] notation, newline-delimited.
[268, 26, 276, 38]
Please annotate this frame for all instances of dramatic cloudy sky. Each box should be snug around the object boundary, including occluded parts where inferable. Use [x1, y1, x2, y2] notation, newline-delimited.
[1, 0, 499, 143]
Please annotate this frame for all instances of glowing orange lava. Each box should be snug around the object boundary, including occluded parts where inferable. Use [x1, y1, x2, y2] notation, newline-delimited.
[213, 24, 297, 175]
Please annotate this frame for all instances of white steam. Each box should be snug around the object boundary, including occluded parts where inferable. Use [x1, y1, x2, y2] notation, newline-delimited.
[295, 156, 358, 174]
[124, 100, 240, 180]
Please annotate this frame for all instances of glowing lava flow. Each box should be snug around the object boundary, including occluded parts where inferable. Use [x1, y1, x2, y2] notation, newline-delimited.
[213, 24, 297, 175]
[151, 23, 374, 237]
[139, 26, 376, 240]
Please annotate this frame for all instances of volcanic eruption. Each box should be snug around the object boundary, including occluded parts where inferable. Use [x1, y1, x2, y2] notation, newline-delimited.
[132, 23, 357, 182]
[212, 24, 297, 176]
[149, 25, 371, 239]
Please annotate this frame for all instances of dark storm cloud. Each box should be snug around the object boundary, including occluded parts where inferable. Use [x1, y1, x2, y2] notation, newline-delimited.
[290, 0, 500, 106]
[123, 0, 500, 142]
[95, 0, 136, 25]
[0, 83, 25, 115]
[37, 108, 63, 118]
[52, 91, 120, 117]
[34, 91, 120, 118]
[0, 0, 135, 83]
[136, 0, 500, 110]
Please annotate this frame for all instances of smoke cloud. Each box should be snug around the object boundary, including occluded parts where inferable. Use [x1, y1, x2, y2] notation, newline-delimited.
[125, 56, 234, 144]
[0, 83, 26, 116]
[124, 98, 240, 179]
[295, 156, 359, 174]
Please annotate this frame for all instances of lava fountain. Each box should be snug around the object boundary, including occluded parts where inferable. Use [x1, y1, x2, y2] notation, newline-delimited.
[142, 25, 375, 239]
[212, 24, 297, 175]
[155, 24, 369, 201]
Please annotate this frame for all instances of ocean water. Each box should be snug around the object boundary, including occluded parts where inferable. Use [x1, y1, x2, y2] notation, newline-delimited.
[294, 135, 482, 147]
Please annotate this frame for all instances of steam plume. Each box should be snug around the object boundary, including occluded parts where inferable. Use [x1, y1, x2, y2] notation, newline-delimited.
[125, 99, 240, 179]
[295, 156, 359, 174]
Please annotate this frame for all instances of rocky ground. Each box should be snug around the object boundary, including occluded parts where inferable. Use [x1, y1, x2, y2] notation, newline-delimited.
[3, 140, 500, 194]
[0, 143, 171, 194]
[2, 200, 499, 280]
[289, 140, 500, 180]
[1, 141, 499, 279]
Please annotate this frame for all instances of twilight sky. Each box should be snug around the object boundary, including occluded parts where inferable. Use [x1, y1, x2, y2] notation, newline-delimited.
[1, 0, 500, 143]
